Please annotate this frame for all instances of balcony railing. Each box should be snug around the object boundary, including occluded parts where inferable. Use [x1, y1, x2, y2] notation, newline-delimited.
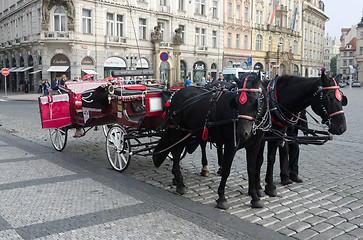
[196, 46, 208, 51]
[107, 36, 127, 44]
[159, 42, 173, 49]
[41, 31, 73, 39]
[160, 5, 170, 13]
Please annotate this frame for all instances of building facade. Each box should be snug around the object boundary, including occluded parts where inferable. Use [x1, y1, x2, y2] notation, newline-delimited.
[223, 0, 252, 71]
[323, 35, 340, 75]
[0, 0, 224, 91]
[301, 0, 328, 77]
[356, 17, 363, 82]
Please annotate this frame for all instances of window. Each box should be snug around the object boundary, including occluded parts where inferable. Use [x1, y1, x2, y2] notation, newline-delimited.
[178, 0, 185, 10]
[293, 40, 298, 54]
[28, 12, 33, 35]
[179, 25, 185, 43]
[343, 60, 347, 66]
[212, 30, 217, 48]
[236, 5, 240, 20]
[201, 28, 206, 46]
[244, 7, 248, 21]
[256, 34, 263, 51]
[106, 13, 114, 36]
[313, 31, 316, 43]
[195, 28, 200, 45]
[139, 18, 147, 40]
[268, 36, 272, 51]
[305, 28, 307, 40]
[256, 10, 262, 24]
[38, 9, 41, 32]
[160, 0, 167, 6]
[349, 59, 353, 65]
[279, 37, 284, 52]
[116, 14, 123, 37]
[82, 9, 92, 34]
[360, 31, 363, 39]
[195, 0, 206, 15]
[276, 14, 281, 26]
[343, 69, 346, 74]
[236, 34, 240, 49]
[228, 3, 232, 17]
[54, 8, 66, 31]
[228, 32, 232, 48]
[212, 1, 217, 18]
[158, 22, 165, 40]
[310, 30, 312, 42]
[244, 35, 248, 49]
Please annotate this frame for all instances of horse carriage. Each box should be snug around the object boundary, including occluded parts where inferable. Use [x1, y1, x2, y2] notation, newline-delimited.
[39, 69, 173, 172]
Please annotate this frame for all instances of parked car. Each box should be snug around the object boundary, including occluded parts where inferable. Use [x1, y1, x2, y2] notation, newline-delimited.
[339, 81, 347, 88]
[170, 82, 185, 90]
[352, 81, 361, 87]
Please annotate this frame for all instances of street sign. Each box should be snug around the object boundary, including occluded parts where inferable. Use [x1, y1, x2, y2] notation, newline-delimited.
[160, 52, 168, 62]
[1, 68, 9, 76]
[247, 58, 252, 66]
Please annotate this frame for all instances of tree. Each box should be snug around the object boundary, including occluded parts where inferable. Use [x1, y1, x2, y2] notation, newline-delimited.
[330, 55, 338, 77]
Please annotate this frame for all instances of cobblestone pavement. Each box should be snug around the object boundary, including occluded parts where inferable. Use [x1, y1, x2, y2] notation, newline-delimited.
[1, 87, 363, 239]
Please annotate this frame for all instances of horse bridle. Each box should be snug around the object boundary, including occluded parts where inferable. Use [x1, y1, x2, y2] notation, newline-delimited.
[313, 79, 345, 127]
[237, 78, 270, 133]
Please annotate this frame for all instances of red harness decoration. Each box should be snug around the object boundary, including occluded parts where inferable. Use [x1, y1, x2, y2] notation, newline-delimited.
[239, 78, 248, 105]
[322, 78, 344, 118]
[237, 79, 261, 121]
[202, 126, 209, 141]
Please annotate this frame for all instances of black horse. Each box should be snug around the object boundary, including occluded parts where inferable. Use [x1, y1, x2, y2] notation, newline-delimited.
[262, 71, 347, 197]
[153, 72, 269, 208]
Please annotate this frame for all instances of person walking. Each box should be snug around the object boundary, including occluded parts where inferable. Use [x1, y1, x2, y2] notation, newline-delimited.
[24, 78, 30, 93]
[185, 75, 191, 86]
[43, 80, 50, 96]
[11, 78, 16, 92]
[217, 72, 224, 82]
[38, 79, 43, 93]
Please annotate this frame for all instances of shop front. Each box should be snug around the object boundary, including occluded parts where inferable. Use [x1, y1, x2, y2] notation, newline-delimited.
[47, 54, 71, 87]
[81, 57, 97, 79]
[193, 61, 206, 85]
[104, 57, 126, 78]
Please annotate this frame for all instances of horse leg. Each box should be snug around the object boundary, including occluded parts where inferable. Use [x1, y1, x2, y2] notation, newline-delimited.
[171, 144, 187, 195]
[216, 143, 235, 210]
[246, 145, 264, 208]
[199, 141, 209, 177]
[216, 143, 224, 175]
[265, 141, 278, 197]
[255, 140, 265, 198]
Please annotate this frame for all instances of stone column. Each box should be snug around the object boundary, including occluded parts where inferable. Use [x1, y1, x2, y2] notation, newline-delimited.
[151, 26, 162, 81]
[173, 28, 183, 86]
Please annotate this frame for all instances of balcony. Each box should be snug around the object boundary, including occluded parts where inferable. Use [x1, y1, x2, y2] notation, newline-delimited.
[159, 5, 170, 13]
[195, 46, 208, 53]
[159, 42, 173, 49]
[255, 23, 265, 30]
[41, 31, 74, 40]
[107, 36, 127, 44]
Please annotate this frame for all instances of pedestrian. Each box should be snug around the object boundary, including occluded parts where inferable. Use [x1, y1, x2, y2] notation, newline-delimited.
[217, 72, 225, 82]
[11, 78, 16, 92]
[279, 110, 308, 185]
[24, 78, 30, 93]
[206, 74, 211, 84]
[59, 74, 67, 86]
[201, 76, 206, 87]
[43, 80, 50, 96]
[185, 75, 191, 86]
[38, 79, 43, 93]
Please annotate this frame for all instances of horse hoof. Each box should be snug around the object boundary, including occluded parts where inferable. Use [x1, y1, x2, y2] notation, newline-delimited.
[264, 185, 277, 197]
[200, 169, 209, 177]
[176, 186, 187, 195]
[216, 198, 229, 209]
[251, 200, 264, 208]
[257, 189, 265, 197]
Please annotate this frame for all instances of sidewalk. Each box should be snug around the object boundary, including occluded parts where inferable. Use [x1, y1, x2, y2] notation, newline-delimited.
[0, 91, 40, 101]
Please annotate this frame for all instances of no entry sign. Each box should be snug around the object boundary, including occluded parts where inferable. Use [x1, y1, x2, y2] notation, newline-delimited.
[160, 52, 168, 62]
[1, 68, 9, 76]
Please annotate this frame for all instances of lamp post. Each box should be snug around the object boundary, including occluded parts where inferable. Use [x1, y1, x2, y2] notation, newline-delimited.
[126, 54, 137, 70]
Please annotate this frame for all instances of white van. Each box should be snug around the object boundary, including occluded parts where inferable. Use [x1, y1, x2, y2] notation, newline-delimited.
[222, 68, 265, 82]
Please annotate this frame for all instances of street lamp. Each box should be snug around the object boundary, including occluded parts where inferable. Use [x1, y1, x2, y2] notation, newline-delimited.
[126, 54, 137, 70]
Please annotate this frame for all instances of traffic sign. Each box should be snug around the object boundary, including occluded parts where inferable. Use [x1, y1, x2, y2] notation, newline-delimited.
[1, 68, 9, 76]
[160, 52, 168, 62]
[247, 58, 252, 66]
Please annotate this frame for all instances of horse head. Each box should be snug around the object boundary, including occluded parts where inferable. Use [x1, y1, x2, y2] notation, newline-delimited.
[311, 70, 347, 135]
[233, 71, 267, 141]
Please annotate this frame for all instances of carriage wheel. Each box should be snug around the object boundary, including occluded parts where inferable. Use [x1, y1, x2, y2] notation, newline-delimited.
[106, 125, 131, 172]
[102, 124, 113, 137]
[49, 127, 68, 151]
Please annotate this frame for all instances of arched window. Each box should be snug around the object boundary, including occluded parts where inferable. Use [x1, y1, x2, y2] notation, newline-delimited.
[268, 36, 272, 51]
[54, 8, 66, 31]
[256, 34, 263, 51]
[279, 37, 284, 52]
[293, 40, 298, 54]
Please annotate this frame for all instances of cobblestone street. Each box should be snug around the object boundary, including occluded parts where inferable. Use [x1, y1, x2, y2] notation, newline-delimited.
[1, 87, 362, 239]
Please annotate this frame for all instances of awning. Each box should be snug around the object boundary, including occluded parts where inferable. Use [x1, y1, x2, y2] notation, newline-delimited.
[8, 67, 18, 72]
[47, 66, 69, 72]
[82, 69, 98, 75]
[14, 66, 33, 72]
[29, 70, 42, 74]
